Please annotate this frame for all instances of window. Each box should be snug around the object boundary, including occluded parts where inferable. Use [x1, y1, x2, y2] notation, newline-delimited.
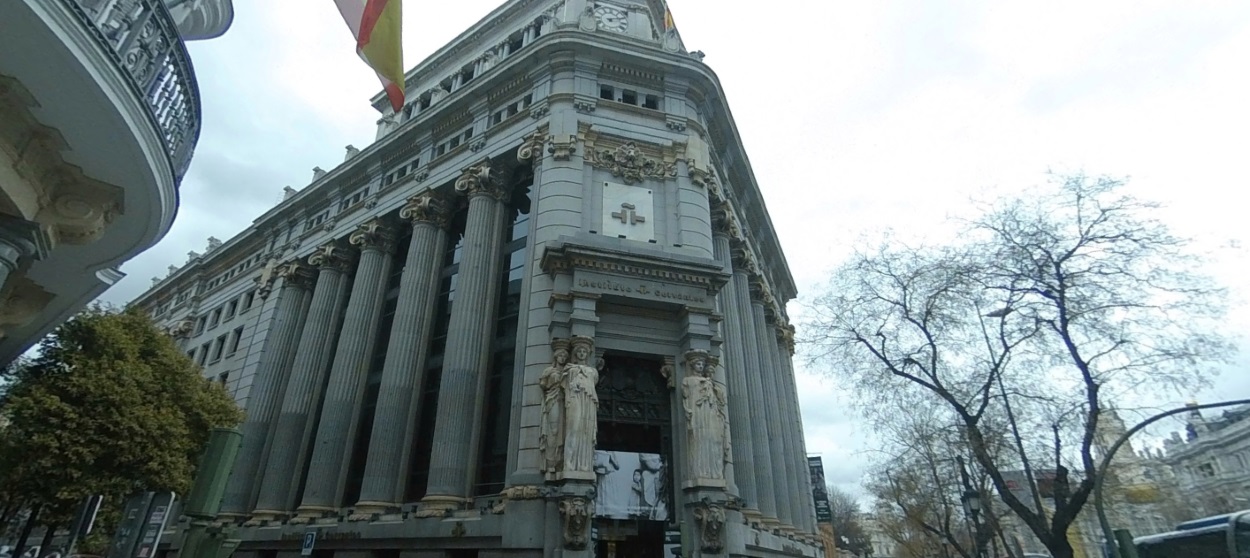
[600, 85, 615, 100]
[209, 308, 222, 329]
[620, 89, 638, 105]
[435, 125, 474, 158]
[218, 371, 229, 386]
[599, 82, 662, 110]
[643, 94, 660, 110]
[304, 210, 330, 232]
[490, 94, 533, 127]
[175, 291, 190, 305]
[339, 186, 371, 210]
[241, 290, 256, 312]
[225, 300, 238, 319]
[198, 343, 210, 366]
[194, 316, 207, 336]
[229, 326, 244, 355]
[1198, 462, 1216, 478]
[211, 335, 227, 363]
[187, 349, 196, 361]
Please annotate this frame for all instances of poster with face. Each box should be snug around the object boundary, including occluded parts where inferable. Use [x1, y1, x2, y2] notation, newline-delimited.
[593, 450, 669, 521]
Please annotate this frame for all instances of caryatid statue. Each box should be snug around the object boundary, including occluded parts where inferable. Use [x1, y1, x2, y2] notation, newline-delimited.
[539, 338, 570, 480]
[562, 336, 600, 476]
[682, 350, 730, 483]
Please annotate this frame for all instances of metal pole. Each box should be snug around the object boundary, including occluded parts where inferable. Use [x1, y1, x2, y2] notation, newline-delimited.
[1094, 399, 1250, 558]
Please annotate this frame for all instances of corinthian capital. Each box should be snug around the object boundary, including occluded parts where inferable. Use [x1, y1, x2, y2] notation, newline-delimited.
[711, 208, 741, 241]
[400, 192, 452, 229]
[454, 160, 510, 203]
[276, 260, 316, 290]
[308, 243, 353, 272]
[348, 219, 395, 252]
[517, 132, 545, 165]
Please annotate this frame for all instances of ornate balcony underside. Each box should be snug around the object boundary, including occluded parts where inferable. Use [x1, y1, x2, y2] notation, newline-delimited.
[0, 0, 200, 362]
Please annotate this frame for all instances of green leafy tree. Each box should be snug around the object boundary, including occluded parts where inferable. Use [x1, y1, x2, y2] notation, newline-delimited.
[0, 305, 242, 552]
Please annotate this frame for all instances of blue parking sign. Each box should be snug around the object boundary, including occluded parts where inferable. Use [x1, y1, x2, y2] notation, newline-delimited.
[300, 531, 316, 556]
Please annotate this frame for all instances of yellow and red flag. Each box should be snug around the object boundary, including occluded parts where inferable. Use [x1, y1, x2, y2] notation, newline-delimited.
[335, 0, 405, 112]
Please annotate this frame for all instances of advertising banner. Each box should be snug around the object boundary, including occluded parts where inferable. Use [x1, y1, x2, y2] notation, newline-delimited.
[594, 450, 669, 521]
[808, 456, 833, 523]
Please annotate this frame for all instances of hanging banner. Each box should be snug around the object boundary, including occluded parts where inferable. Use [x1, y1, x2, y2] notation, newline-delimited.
[808, 456, 833, 523]
[593, 450, 670, 521]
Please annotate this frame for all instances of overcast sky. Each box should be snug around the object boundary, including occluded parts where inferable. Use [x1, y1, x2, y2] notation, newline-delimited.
[100, 1, 1250, 502]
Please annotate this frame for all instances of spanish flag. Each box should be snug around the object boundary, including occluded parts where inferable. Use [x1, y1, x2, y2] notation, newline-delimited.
[335, 0, 405, 112]
[663, 5, 675, 32]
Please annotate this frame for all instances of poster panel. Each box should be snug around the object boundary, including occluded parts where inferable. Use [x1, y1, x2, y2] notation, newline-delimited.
[594, 450, 669, 521]
[808, 456, 833, 523]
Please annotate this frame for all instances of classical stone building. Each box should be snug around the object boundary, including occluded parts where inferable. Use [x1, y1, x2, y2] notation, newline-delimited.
[0, 0, 233, 362]
[130, 1, 820, 557]
[1162, 403, 1250, 517]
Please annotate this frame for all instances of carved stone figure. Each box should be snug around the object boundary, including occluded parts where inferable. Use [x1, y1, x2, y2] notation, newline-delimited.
[682, 350, 729, 482]
[693, 501, 727, 553]
[540, 339, 570, 479]
[559, 496, 592, 550]
[562, 336, 600, 475]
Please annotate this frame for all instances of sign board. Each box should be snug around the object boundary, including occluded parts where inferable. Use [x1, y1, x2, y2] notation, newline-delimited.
[808, 456, 833, 523]
[601, 181, 655, 242]
[300, 531, 316, 556]
[593, 450, 669, 520]
[132, 492, 176, 558]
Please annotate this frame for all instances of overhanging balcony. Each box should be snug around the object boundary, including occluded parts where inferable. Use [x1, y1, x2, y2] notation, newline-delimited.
[0, 0, 202, 362]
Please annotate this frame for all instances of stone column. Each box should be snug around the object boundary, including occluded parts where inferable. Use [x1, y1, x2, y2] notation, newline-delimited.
[731, 248, 778, 523]
[354, 193, 452, 514]
[251, 244, 353, 520]
[751, 282, 794, 529]
[220, 262, 314, 516]
[420, 160, 511, 511]
[779, 326, 819, 533]
[711, 219, 758, 514]
[294, 220, 396, 520]
[768, 319, 805, 532]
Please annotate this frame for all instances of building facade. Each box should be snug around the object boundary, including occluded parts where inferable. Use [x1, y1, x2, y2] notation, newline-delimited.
[0, 0, 234, 363]
[1162, 404, 1250, 517]
[131, 1, 821, 557]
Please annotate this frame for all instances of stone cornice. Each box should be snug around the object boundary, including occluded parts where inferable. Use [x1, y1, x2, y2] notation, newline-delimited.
[541, 237, 729, 293]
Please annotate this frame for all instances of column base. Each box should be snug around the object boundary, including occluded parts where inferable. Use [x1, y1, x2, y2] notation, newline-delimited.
[243, 510, 284, 527]
[557, 470, 596, 482]
[741, 507, 764, 527]
[415, 495, 465, 518]
[289, 505, 337, 525]
[348, 501, 396, 522]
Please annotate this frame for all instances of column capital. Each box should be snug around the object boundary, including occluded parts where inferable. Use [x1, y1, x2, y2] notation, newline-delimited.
[748, 277, 774, 307]
[276, 260, 317, 290]
[730, 246, 757, 276]
[516, 131, 546, 165]
[454, 159, 510, 203]
[399, 192, 453, 229]
[711, 207, 741, 241]
[775, 322, 796, 355]
[349, 219, 395, 252]
[307, 243, 353, 272]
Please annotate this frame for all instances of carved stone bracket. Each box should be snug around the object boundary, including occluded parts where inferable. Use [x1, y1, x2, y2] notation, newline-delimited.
[454, 160, 510, 203]
[400, 192, 452, 229]
[528, 99, 550, 119]
[167, 318, 194, 339]
[559, 496, 592, 550]
[693, 500, 727, 554]
[0, 275, 53, 339]
[573, 94, 597, 114]
[659, 356, 676, 389]
[308, 243, 353, 273]
[348, 219, 395, 252]
[547, 134, 577, 161]
[666, 115, 688, 132]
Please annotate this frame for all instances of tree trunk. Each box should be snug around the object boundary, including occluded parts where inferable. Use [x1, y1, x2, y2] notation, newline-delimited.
[12, 503, 42, 558]
[37, 522, 58, 557]
[1047, 537, 1075, 558]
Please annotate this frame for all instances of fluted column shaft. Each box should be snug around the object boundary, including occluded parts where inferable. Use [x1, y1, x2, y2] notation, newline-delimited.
[782, 352, 819, 533]
[423, 164, 511, 506]
[712, 234, 757, 508]
[253, 247, 352, 515]
[768, 324, 805, 530]
[298, 222, 395, 512]
[753, 300, 793, 527]
[221, 265, 313, 515]
[733, 268, 777, 521]
[357, 195, 451, 509]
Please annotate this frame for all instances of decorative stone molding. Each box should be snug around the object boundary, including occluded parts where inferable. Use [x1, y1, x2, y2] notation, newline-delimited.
[399, 192, 452, 229]
[277, 260, 316, 291]
[348, 219, 395, 252]
[542, 241, 730, 293]
[559, 496, 592, 550]
[166, 318, 194, 339]
[572, 94, 597, 114]
[711, 207, 742, 241]
[517, 131, 546, 165]
[748, 278, 775, 308]
[693, 500, 727, 554]
[528, 99, 550, 119]
[454, 160, 510, 203]
[689, 165, 711, 189]
[683, 350, 729, 485]
[0, 276, 54, 339]
[776, 322, 796, 355]
[547, 134, 577, 161]
[666, 115, 688, 133]
[659, 355, 676, 389]
[584, 142, 677, 185]
[730, 246, 759, 277]
[307, 244, 353, 273]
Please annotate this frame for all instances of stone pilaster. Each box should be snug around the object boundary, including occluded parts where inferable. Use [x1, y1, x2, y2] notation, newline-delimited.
[731, 248, 778, 524]
[779, 326, 819, 533]
[295, 220, 396, 519]
[354, 193, 452, 514]
[767, 318, 804, 532]
[251, 244, 353, 520]
[711, 218, 757, 512]
[220, 262, 315, 516]
[751, 281, 794, 529]
[421, 160, 512, 510]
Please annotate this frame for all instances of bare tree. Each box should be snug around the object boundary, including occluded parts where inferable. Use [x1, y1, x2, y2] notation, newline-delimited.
[826, 485, 873, 556]
[805, 175, 1233, 558]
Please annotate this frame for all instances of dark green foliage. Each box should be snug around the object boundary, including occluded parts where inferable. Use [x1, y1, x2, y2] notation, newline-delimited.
[0, 304, 243, 540]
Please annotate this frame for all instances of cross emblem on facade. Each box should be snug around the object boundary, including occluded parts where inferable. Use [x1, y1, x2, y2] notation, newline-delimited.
[611, 203, 646, 226]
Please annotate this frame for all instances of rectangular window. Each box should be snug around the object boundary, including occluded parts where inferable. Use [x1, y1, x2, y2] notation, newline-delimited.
[241, 290, 255, 312]
[643, 94, 660, 110]
[229, 326, 244, 354]
[225, 300, 238, 319]
[211, 335, 226, 362]
[198, 343, 210, 366]
[209, 308, 222, 329]
[187, 349, 196, 361]
[621, 89, 638, 105]
[195, 316, 207, 335]
[218, 371, 229, 386]
[599, 85, 614, 100]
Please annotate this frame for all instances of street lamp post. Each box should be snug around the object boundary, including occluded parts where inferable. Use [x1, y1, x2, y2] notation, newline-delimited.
[1094, 399, 1250, 558]
[961, 489, 986, 558]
